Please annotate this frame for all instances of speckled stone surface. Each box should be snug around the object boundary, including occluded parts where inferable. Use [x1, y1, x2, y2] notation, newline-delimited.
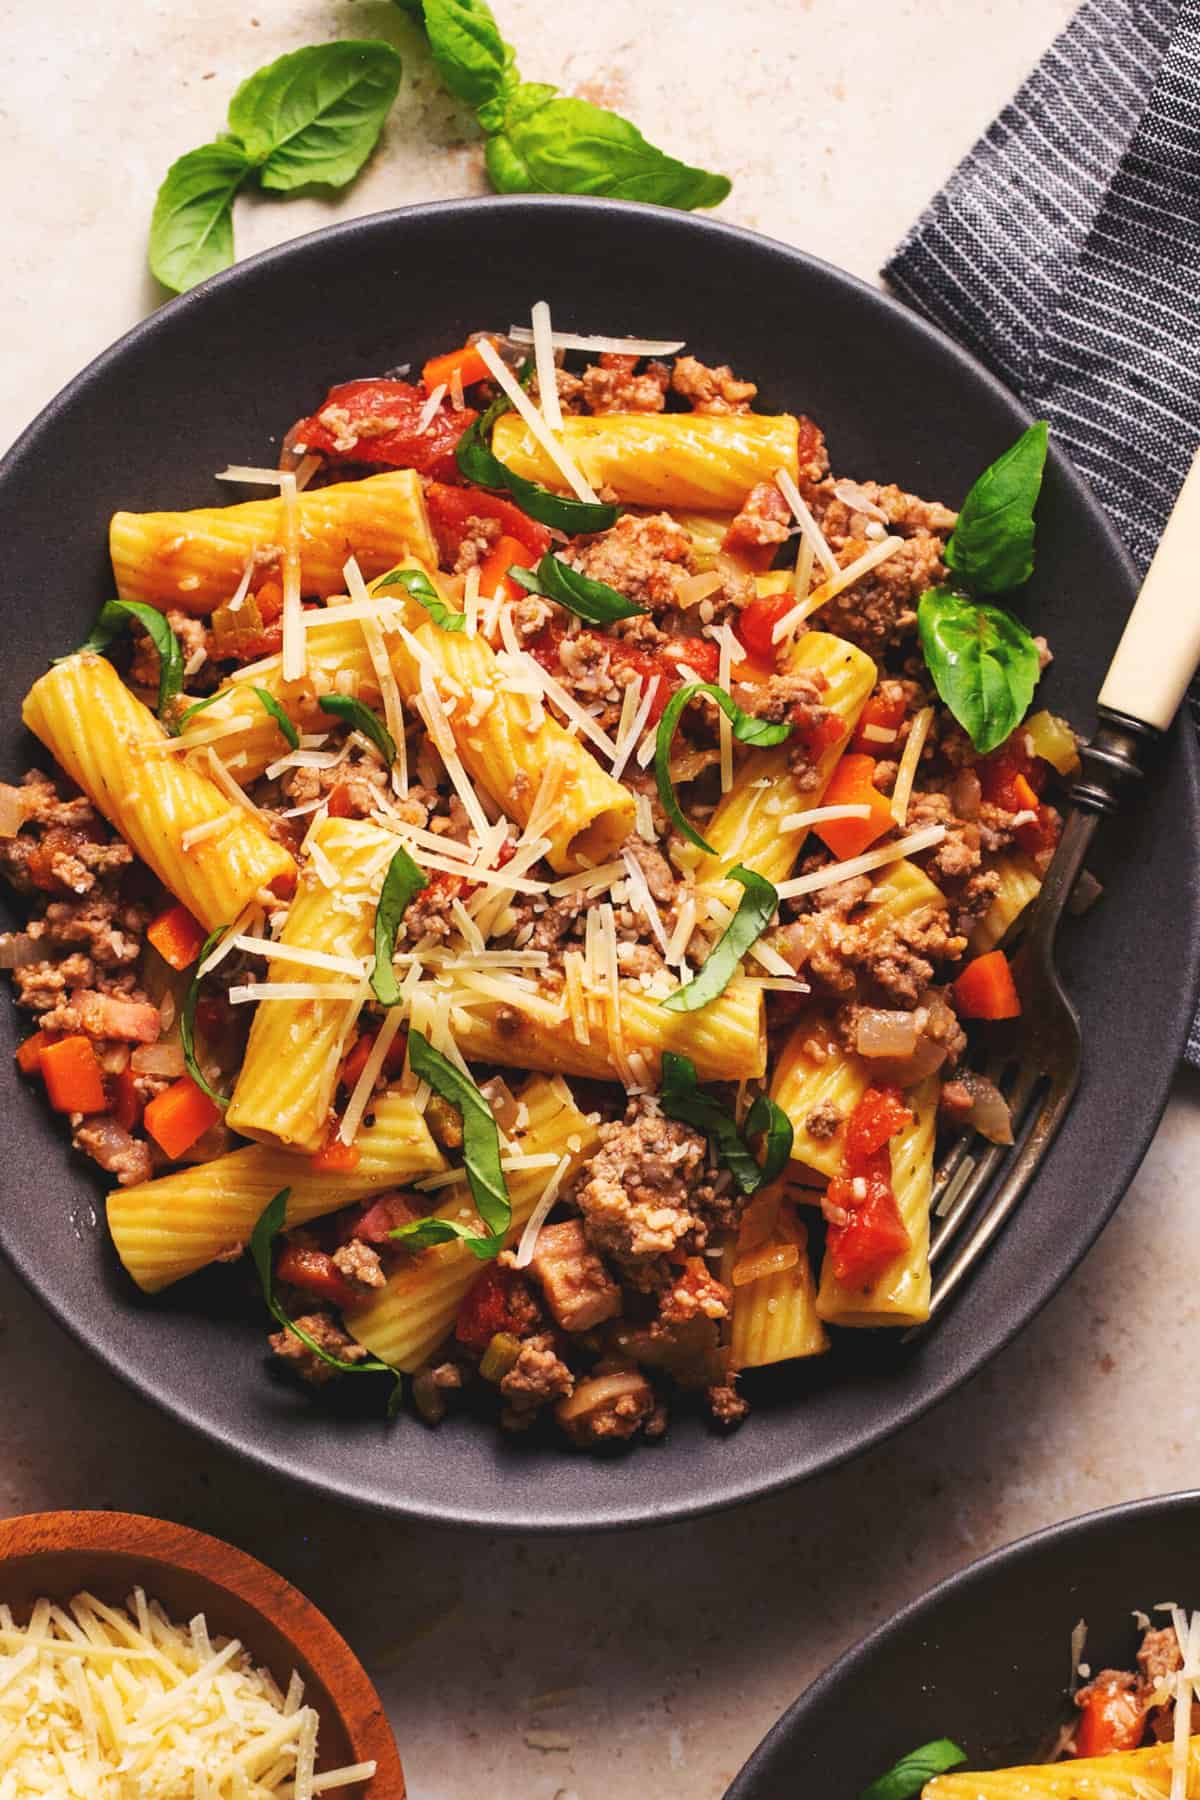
[7, 4, 1197, 1796]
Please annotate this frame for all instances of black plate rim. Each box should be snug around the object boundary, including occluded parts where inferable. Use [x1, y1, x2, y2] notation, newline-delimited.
[2, 194, 1197, 1531]
[725, 1487, 1200, 1796]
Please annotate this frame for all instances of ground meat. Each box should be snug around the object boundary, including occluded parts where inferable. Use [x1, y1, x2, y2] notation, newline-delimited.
[72, 1120, 152, 1186]
[707, 1381, 750, 1427]
[500, 1332, 575, 1426]
[268, 1312, 370, 1385]
[865, 911, 968, 1007]
[735, 670, 829, 728]
[37, 895, 148, 967]
[401, 876, 462, 946]
[816, 478, 957, 542]
[659, 1261, 731, 1326]
[331, 1238, 385, 1291]
[131, 610, 209, 690]
[938, 1079, 975, 1126]
[670, 356, 757, 414]
[555, 1365, 657, 1447]
[821, 535, 947, 653]
[724, 481, 792, 558]
[528, 1219, 623, 1331]
[580, 353, 669, 415]
[449, 513, 502, 573]
[511, 595, 555, 641]
[805, 1099, 842, 1141]
[508, 890, 586, 952]
[569, 513, 695, 611]
[555, 630, 615, 700]
[279, 755, 389, 820]
[0, 819, 132, 899]
[573, 1096, 719, 1287]
[777, 877, 965, 1006]
[11, 952, 95, 1012]
[530, 366, 585, 415]
[621, 834, 676, 905]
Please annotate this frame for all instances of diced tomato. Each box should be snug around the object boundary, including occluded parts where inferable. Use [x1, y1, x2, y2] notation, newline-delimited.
[613, 636, 722, 723]
[311, 1139, 361, 1174]
[794, 712, 846, 761]
[253, 578, 284, 624]
[275, 1243, 360, 1310]
[425, 481, 552, 565]
[851, 686, 907, 753]
[825, 1156, 911, 1288]
[338, 1026, 408, 1093]
[110, 1063, 143, 1133]
[844, 1083, 912, 1163]
[288, 380, 475, 482]
[325, 783, 357, 820]
[735, 591, 794, 663]
[455, 1265, 530, 1350]
[1015, 800, 1061, 857]
[978, 741, 1047, 812]
[1074, 1676, 1147, 1757]
[347, 1192, 425, 1245]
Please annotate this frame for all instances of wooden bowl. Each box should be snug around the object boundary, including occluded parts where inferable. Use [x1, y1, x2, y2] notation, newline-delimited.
[0, 1510, 404, 1797]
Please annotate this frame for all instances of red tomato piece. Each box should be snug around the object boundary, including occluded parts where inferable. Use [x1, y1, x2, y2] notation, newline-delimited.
[825, 1155, 911, 1288]
[1015, 800, 1061, 857]
[455, 1265, 530, 1350]
[425, 481, 552, 565]
[275, 1244, 360, 1311]
[978, 742, 1047, 811]
[289, 380, 475, 482]
[348, 1192, 425, 1245]
[735, 592, 794, 663]
[844, 1084, 913, 1165]
[1074, 1676, 1147, 1758]
[110, 1063, 143, 1133]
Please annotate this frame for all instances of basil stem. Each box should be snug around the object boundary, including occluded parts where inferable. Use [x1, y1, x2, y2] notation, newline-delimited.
[654, 682, 792, 854]
[179, 923, 233, 1108]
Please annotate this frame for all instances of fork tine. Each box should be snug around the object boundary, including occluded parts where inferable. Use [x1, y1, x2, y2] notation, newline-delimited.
[921, 1069, 1077, 1324]
[928, 1064, 1041, 1265]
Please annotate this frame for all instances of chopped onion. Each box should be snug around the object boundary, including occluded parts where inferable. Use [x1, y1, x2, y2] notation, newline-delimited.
[479, 1075, 520, 1132]
[955, 1070, 1014, 1146]
[78, 1116, 140, 1170]
[673, 571, 724, 608]
[951, 766, 982, 822]
[856, 996, 958, 1086]
[832, 479, 890, 523]
[0, 784, 29, 840]
[1025, 708, 1081, 776]
[732, 1242, 799, 1287]
[854, 1008, 919, 1060]
[131, 1042, 187, 1077]
[0, 932, 43, 969]
[557, 1368, 651, 1424]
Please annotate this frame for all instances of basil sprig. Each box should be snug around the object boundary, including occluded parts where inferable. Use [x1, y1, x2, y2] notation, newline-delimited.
[180, 684, 300, 749]
[387, 1032, 512, 1260]
[945, 421, 1048, 595]
[400, 0, 728, 207]
[371, 848, 429, 1006]
[250, 1189, 398, 1387]
[149, 42, 403, 293]
[509, 553, 645, 623]
[318, 694, 396, 765]
[654, 683, 792, 855]
[377, 565, 467, 632]
[72, 600, 184, 728]
[662, 866, 777, 1013]
[180, 924, 232, 1109]
[917, 589, 1040, 758]
[859, 1739, 967, 1800]
[659, 1052, 793, 1195]
[456, 415, 618, 534]
[918, 422, 1048, 754]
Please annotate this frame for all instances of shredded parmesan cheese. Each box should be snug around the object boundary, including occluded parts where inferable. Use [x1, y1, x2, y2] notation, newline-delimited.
[226, 552, 257, 615]
[338, 1005, 405, 1145]
[415, 382, 447, 434]
[531, 299, 564, 434]
[507, 326, 686, 356]
[228, 981, 368, 1004]
[621, 848, 671, 955]
[513, 1153, 572, 1267]
[231, 936, 366, 978]
[279, 471, 304, 682]
[890, 704, 934, 828]
[773, 466, 838, 579]
[475, 339, 600, 504]
[776, 802, 872, 832]
[180, 810, 239, 852]
[774, 824, 947, 899]
[771, 534, 906, 641]
[0, 1590, 373, 1798]
[611, 675, 660, 783]
[343, 556, 408, 795]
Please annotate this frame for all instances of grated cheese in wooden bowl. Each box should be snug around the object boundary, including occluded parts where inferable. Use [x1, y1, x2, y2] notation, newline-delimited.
[0, 1589, 376, 1799]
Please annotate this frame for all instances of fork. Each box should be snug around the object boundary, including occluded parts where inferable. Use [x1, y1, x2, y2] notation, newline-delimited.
[918, 448, 1200, 1326]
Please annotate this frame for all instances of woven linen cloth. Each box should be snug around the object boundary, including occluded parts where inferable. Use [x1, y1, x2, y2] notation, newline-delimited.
[883, 0, 1200, 1059]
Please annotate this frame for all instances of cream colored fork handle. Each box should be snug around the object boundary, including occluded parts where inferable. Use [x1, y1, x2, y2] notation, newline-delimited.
[1098, 447, 1200, 730]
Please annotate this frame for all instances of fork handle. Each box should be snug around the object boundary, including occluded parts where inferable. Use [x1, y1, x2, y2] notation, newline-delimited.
[1096, 447, 1200, 732]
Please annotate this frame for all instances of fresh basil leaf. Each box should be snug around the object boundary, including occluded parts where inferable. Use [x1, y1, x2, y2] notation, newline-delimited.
[179, 684, 300, 750]
[377, 565, 467, 632]
[455, 408, 618, 534]
[745, 1092, 794, 1187]
[318, 693, 396, 765]
[659, 1052, 763, 1196]
[655, 682, 792, 854]
[510, 552, 645, 623]
[250, 1190, 396, 1380]
[74, 600, 185, 728]
[148, 141, 251, 293]
[917, 587, 1040, 756]
[388, 1031, 511, 1259]
[423, 0, 515, 113]
[661, 866, 777, 1013]
[180, 924, 232, 1109]
[859, 1739, 967, 1800]
[371, 848, 429, 1006]
[945, 421, 1048, 595]
[227, 42, 403, 193]
[485, 90, 730, 210]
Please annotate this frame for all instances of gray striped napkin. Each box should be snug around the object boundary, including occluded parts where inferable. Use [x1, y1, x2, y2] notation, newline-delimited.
[882, 0, 1200, 1061]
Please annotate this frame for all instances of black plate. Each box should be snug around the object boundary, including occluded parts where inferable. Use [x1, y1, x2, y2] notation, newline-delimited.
[727, 1490, 1200, 1794]
[1, 197, 1196, 1530]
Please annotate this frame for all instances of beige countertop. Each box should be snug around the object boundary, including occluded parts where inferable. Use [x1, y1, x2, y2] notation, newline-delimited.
[5, 3, 1197, 1795]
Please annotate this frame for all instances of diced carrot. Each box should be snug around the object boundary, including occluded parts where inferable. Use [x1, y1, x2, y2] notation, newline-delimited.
[954, 950, 1021, 1020]
[812, 754, 894, 859]
[39, 1035, 107, 1114]
[253, 578, 283, 624]
[143, 1076, 221, 1159]
[111, 1063, 143, 1132]
[421, 339, 494, 394]
[478, 533, 538, 605]
[15, 1029, 51, 1076]
[147, 901, 207, 971]
[311, 1139, 362, 1174]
